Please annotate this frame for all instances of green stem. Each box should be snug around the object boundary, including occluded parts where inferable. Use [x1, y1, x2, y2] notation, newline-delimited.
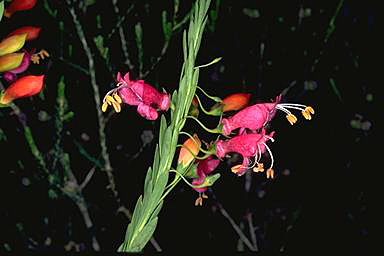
[194, 94, 218, 116]
[197, 86, 222, 102]
[179, 131, 210, 153]
[186, 115, 222, 134]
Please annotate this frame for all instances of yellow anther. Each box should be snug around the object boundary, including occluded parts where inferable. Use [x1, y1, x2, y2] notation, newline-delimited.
[113, 93, 122, 104]
[286, 114, 297, 125]
[302, 111, 312, 120]
[105, 95, 115, 104]
[112, 101, 121, 112]
[253, 163, 264, 173]
[195, 196, 203, 206]
[266, 168, 274, 179]
[38, 49, 50, 59]
[305, 106, 315, 114]
[102, 102, 108, 112]
[231, 164, 243, 174]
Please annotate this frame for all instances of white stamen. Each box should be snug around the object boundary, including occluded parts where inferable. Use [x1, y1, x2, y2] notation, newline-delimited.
[279, 103, 308, 108]
[276, 105, 292, 115]
[278, 104, 305, 112]
[264, 135, 275, 143]
[262, 142, 274, 170]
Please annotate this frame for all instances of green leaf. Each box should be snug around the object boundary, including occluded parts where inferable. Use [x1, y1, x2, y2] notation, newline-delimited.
[0, 1, 4, 22]
[152, 144, 160, 183]
[329, 78, 343, 102]
[144, 167, 153, 196]
[159, 127, 172, 172]
[130, 217, 158, 252]
[159, 115, 167, 157]
[150, 200, 163, 222]
[126, 195, 143, 241]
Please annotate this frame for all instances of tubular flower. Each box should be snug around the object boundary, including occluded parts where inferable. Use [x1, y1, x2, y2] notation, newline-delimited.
[4, 0, 37, 18]
[191, 156, 220, 193]
[3, 50, 30, 83]
[102, 72, 170, 120]
[221, 95, 315, 135]
[178, 134, 201, 168]
[0, 75, 44, 105]
[7, 26, 41, 41]
[0, 52, 25, 73]
[0, 33, 27, 56]
[222, 93, 251, 112]
[216, 129, 275, 176]
[210, 92, 251, 116]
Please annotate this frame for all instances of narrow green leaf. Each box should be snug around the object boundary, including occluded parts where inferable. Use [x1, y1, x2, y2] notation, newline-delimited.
[150, 200, 163, 222]
[329, 78, 343, 102]
[130, 217, 158, 251]
[159, 115, 167, 157]
[127, 195, 143, 241]
[159, 127, 172, 173]
[144, 167, 153, 196]
[0, 1, 4, 22]
[152, 144, 160, 183]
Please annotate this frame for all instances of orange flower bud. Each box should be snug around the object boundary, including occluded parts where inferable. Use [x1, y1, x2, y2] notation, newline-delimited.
[0, 75, 44, 104]
[178, 134, 201, 167]
[222, 93, 251, 112]
[0, 52, 24, 72]
[7, 26, 41, 41]
[4, 0, 36, 18]
[0, 33, 27, 56]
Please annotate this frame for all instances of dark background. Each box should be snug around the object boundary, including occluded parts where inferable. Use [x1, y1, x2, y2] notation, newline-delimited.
[0, 0, 372, 252]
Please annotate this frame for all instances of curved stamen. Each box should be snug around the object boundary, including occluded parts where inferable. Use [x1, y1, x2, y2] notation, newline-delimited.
[262, 142, 274, 170]
[278, 103, 308, 108]
[276, 105, 292, 115]
[278, 105, 306, 112]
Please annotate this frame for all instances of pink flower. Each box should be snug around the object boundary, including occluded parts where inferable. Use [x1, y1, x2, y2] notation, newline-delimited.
[216, 129, 275, 176]
[221, 95, 281, 136]
[102, 72, 170, 120]
[191, 156, 220, 193]
[221, 95, 315, 135]
[3, 50, 31, 83]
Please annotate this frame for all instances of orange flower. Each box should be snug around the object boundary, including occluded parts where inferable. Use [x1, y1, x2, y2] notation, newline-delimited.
[177, 134, 201, 167]
[0, 52, 25, 72]
[7, 26, 41, 41]
[222, 93, 251, 112]
[4, 0, 36, 18]
[0, 33, 27, 56]
[0, 75, 44, 104]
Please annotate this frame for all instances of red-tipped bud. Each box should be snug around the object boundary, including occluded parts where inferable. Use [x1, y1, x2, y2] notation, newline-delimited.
[0, 33, 27, 56]
[0, 52, 25, 72]
[4, 0, 37, 18]
[7, 26, 41, 41]
[0, 75, 44, 104]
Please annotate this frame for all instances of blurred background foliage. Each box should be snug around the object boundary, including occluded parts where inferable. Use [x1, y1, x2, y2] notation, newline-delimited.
[0, 0, 372, 252]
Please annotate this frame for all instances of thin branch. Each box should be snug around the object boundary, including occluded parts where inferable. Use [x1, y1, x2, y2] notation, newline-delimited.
[79, 166, 96, 190]
[65, 1, 116, 197]
[111, 1, 135, 71]
[215, 200, 256, 251]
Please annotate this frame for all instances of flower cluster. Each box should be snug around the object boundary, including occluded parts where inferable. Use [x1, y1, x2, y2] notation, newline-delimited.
[102, 72, 170, 120]
[216, 94, 315, 178]
[0, 1, 48, 105]
[101, 70, 314, 205]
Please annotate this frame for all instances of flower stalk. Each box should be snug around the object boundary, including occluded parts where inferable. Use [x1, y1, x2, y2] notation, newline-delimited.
[118, 0, 213, 252]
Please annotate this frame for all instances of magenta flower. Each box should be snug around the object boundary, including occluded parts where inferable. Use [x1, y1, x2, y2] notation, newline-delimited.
[216, 129, 275, 176]
[191, 156, 220, 193]
[3, 50, 31, 83]
[221, 95, 315, 135]
[102, 72, 170, 120]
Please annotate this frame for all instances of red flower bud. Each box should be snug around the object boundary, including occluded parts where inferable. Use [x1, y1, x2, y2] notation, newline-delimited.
[0, 75, 44, 104]
[7, 26, 41, 41]
[4, 0, 37, 18]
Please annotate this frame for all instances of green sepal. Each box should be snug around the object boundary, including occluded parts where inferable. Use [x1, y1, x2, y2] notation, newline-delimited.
[183, 162, 199, 179]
